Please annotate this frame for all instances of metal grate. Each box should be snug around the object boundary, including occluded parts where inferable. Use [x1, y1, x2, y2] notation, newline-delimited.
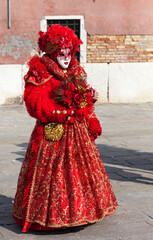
[47, 19, 80, 61]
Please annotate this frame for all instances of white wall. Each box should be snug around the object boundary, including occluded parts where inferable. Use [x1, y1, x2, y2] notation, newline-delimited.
[0, 63, 153, 104]
[83, 63, 108, 103]
[0, 65, 28, 104]
[109, 63, 153, 103]
[0, 65, 22, 104]
[84, 62, 153, 103]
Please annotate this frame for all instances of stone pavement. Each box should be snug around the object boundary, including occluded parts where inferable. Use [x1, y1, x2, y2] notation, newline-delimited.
[0, 103, 153, 240]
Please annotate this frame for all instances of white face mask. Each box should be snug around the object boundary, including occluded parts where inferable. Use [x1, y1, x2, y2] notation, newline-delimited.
[56, 48, 71, 69]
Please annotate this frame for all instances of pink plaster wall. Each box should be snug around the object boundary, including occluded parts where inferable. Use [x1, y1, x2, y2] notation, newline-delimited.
[47, 0, 153, 35]
[0, 0, 44, 64]
[1, 0, 153, 64]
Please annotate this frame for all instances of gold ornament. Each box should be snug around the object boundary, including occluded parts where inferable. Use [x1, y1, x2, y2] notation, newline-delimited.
[56, 110, 61, 114]
[80, 101, 87, 108]
[77, 85, 86, 92]
[44, 123, 64, 141]
[77, 85, 87, 108]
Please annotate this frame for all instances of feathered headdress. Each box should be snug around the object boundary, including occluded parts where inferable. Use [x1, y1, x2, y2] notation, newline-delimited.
[38, 24, 83, 55]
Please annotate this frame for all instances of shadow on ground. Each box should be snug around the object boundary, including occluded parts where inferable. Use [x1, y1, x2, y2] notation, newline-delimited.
[97, 144, 153, 185]
[12, 143, 28, 162]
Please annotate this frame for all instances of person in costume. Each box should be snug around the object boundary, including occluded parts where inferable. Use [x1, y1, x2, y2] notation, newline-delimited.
[12, 24, 118, 232]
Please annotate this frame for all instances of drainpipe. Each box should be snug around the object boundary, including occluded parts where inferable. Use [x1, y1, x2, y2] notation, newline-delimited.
[8, 0, 11, 29]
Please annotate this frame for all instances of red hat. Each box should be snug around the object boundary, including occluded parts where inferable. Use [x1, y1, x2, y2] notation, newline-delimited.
[38, 24, 83, 56]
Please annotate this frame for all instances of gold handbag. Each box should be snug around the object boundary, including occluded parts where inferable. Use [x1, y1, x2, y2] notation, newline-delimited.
[44, 123, 64, 141]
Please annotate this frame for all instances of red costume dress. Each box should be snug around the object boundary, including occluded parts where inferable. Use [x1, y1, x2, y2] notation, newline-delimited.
[12, 25, 118, 232]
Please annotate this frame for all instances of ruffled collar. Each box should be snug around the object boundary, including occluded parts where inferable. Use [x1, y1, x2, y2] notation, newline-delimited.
[41, 54, 87, 82]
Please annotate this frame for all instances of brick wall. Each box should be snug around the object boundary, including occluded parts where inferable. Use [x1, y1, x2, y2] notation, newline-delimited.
[87, 35, 153, 63]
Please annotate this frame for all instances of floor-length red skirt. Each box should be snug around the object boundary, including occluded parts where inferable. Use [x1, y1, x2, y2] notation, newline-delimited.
[12, 119, 118, 232]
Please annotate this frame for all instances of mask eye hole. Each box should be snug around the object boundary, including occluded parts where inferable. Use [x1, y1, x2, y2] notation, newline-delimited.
[68, 52, 71, 56]
[59, 53, 64, 57]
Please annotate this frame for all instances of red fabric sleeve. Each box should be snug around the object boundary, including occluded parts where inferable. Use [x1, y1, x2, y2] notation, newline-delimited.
[24, 79, 71, 123]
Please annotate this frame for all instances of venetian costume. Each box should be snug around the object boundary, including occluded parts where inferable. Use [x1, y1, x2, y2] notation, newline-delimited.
[12, 24, 118, 232]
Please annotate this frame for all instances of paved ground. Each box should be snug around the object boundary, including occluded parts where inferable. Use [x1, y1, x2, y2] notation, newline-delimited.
[0, 103, 153, 240]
